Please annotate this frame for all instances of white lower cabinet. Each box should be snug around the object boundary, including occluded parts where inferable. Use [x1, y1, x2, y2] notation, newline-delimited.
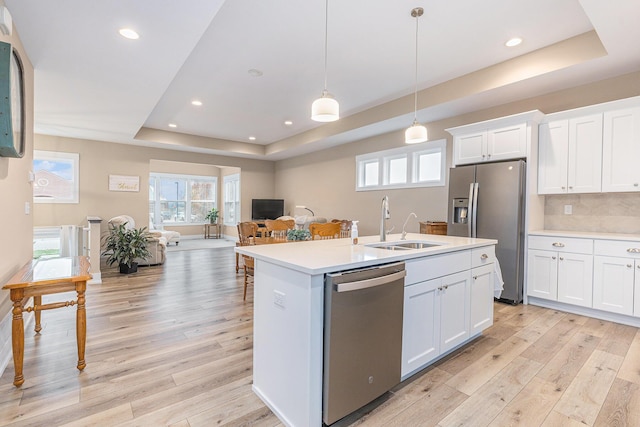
[401, 270, 472, 377]
[470, 264, 494, 335]
[527, 235, 593, 307]
[527, 249, 592, 307]
[593, 256, 635, 315]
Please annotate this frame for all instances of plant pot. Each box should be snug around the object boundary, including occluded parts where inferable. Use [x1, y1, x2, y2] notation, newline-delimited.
[119, 262, 138, 274]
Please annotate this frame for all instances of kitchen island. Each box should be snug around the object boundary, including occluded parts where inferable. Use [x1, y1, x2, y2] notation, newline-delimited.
[236, 232, 497, 427]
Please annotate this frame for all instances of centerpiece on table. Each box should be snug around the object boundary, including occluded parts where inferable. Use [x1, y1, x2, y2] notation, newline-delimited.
[102, 222, 151, 274]
[287, 229, 311, 241]
[205, 208, 219, 224]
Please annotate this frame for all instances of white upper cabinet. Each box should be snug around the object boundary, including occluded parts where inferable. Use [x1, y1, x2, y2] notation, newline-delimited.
[447, 111, 543, 166]
[602, 107, 640, 192]
[538, 114, 603, 194]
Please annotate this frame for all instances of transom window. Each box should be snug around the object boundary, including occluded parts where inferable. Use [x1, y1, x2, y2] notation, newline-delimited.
[223, 173, 240, 226]
[149, 173, 217, 225]
[356, 139, 446, 191]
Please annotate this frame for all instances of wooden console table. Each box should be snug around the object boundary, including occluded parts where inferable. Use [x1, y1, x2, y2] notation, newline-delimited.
[2, 256, 92, 387]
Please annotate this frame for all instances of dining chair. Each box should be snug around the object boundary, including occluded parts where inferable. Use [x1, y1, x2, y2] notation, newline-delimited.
[236, 222, 259, 273]
[265, 219, 295, 240]
[331, 219, 353, 238]
[242, 254, 254, 301]
[309, 222, 341, 240]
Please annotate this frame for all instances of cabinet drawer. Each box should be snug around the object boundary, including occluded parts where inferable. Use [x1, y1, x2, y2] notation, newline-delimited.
[594, 239, 640, 258]
[472, 245, 495, 268]
[528, 235, 593, 254]
[405, 250, 471, 285]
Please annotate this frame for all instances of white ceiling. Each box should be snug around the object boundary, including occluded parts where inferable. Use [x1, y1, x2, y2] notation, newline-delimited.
[5, 0, 640, 160]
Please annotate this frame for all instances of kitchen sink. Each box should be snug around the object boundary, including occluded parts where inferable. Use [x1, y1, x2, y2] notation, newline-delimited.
[366, 240, 443, 251]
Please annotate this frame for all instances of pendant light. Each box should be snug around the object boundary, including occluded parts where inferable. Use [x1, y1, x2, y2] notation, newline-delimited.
[311, 0, 339, 122]
[405, 7, 428, 144]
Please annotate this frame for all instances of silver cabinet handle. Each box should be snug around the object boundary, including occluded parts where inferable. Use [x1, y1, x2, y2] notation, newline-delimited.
[634, 183, 639, 187]
[569, 186, 573, 190]
[481, 254, 488, 259]
[473, 276, 477, 280]
[627, 264, 633, 268]
[559, 257, 564, 261]
[552, 242, 565, 248]
[552, 256, 556, 260]
[627, 248, 640, 253]
[561, 186, 566, 190]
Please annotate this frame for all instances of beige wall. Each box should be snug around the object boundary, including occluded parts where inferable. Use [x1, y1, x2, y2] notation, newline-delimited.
[34, 135, 276, 238]
[0, 8, 35, 322]
[275, 71, 640, 237]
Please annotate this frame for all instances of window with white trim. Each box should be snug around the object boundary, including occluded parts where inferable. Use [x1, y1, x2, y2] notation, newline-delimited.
[33, 150, 80, 203]
[149, 173, 217, 226]
[356, 139, 446, 191]
[223, 173, 240, 226]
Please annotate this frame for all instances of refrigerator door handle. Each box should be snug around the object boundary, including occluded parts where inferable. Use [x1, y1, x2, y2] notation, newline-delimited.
[471, 182, 479, 237]
[467, 183, 474, 237]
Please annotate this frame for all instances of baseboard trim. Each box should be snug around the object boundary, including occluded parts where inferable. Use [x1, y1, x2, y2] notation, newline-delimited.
[527, 297, 640, 328]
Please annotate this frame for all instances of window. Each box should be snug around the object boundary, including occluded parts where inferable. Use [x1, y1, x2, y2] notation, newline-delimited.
[355, 139, 446, 191]
[33, 150, 79, 203]
[149, 173, 217, 226]
[223, 173, 240, 226]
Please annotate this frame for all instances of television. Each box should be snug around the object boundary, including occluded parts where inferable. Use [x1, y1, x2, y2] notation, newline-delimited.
[251, 199, 284, 220]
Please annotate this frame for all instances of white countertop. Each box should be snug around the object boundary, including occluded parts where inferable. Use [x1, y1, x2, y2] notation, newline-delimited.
[530, 230, 640, 242]
[235, 233, 497, 275]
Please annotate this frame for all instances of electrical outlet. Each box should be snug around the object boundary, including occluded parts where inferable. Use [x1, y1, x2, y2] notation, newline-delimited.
[564, 205, 572, 215]
[273, 290, 285, 308]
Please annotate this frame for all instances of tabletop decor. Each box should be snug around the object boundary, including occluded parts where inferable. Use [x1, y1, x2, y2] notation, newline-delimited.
[287, 229, 311, 241]
[205, 207, 219, 224]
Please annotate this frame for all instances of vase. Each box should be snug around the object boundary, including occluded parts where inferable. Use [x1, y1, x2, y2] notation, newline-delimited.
[119, 262, 138, 274]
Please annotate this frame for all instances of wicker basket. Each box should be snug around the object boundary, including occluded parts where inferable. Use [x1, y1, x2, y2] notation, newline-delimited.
[419, 221, 447, 235]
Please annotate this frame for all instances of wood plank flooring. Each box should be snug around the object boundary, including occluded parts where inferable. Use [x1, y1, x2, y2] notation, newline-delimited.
[1, 246, 639, 426]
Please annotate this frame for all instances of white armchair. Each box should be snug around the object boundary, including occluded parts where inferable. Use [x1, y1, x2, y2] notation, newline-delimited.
[148, 216, 180, 246]
[107, 215, 167, 266]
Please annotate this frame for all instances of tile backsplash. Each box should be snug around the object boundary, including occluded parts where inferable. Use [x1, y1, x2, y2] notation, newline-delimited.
[545, 193, 640, 233]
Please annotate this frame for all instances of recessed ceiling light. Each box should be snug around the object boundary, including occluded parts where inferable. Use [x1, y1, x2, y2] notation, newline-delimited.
[119, 28, 139, 40]
[284, 120, 293, 126]
[505, 37, 523, 47]
[168, 123, 177, 128]
[248, 69, 263, 77]
[249, 136, 256, 141]
[191, 100, 203, 106]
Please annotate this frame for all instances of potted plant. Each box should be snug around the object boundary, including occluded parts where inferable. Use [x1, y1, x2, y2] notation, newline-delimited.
[102, 222, 152, 274]
[287, 229, 311, 241]
[205, 207, 219, 224]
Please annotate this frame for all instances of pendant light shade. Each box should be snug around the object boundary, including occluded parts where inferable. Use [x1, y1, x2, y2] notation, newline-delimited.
[405, 120, 428, 144]
[311, 90, 339, 122]
[405, 7, 428, 144]
[312, 0, 339, 122]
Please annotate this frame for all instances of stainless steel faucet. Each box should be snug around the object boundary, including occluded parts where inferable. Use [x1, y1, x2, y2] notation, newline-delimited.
[380, 196, 390, 241]
[401, 212, 417, 240]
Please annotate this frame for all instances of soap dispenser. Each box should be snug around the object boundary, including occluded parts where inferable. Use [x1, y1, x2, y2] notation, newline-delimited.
[351, 221, 359, 245]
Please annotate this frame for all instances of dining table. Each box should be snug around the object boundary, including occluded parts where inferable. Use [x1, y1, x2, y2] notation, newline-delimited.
[235, 235, 291, 273]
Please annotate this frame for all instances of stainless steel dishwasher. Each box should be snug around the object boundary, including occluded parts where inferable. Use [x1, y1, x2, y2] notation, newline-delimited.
[323, 261, 406, 425]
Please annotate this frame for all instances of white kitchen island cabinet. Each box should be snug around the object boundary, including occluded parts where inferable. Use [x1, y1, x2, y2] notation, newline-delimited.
[237, 233, 497, 427]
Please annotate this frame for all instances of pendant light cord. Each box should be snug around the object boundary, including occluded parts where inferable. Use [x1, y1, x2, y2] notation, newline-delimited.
[413, 11, 419, 123]
[323, 0, 329, 93]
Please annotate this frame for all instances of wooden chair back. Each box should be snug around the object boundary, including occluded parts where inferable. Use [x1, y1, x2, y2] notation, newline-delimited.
[309, 222, 341, 240]
[265, 219, 295, 239]
[237, 222, 259, 246]
[331, 219, 352, 238]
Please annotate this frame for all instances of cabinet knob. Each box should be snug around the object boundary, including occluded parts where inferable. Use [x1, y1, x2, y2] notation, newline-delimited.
[481, 254, 488, 259]
[487, 154, 491, 158]
[552, 256, 556, 260]
[443, 285, 449, 290]
[559, 257, 564, 261]
[569, 186, 573, 190]
[473, 276, 477, 280]
[552, 242, 565, 248]
[634, 183, 639, 187]
[561, 186, 566, 190]
[627, 264, 633, 268]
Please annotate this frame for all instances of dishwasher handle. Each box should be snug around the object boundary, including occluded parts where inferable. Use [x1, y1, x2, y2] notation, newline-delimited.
[335, 270, 406, 293]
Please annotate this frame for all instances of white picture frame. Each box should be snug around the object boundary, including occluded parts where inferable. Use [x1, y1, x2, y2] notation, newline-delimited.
[109, 174, 140, 192]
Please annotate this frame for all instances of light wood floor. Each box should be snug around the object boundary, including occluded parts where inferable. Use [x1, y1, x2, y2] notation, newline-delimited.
[1, 247, 639, 426]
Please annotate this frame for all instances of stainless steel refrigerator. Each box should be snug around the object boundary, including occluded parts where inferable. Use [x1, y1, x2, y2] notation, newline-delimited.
[447, 160, 526, 304]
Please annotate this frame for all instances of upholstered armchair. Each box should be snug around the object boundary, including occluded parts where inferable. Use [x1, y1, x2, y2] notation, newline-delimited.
[107, 215, 166, 265]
